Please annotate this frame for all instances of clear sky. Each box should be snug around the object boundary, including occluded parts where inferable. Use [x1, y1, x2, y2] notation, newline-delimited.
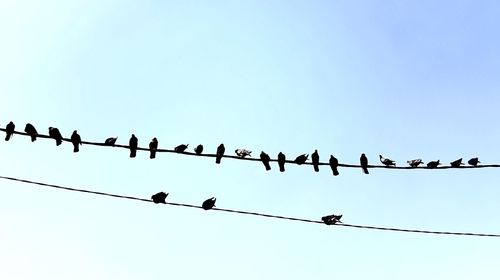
[1, 0, 500, 279]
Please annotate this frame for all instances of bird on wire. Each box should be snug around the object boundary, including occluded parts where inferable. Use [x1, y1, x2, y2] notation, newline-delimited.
[427, 160, 440, 168]
[175, 144, 189, 153]
[260, 151, 271, 171]
[215, 144, 225, 164]
[129, 134, 138, 158]
[5, 121, 15, 141]
[24, 123, 38, 142]
[151, 192, 168, 204]
[235, 149, 252, 158]
[407, 159, 424, 167]
[70, 130, 82, 153]
[294, 154, 309, 165]
[194, 144, 203, 155]
[321, 214, 343, 225]
[48, 127, 63, 146]
[278, 152, 286, 172]
[149, 138, 158, 159]
[329, 155, 340, 176]
[104, 137, 117, 146]
[311, 150, 320, 172]
[202, 197, 216, 210]
[450, 158, 464, 168]
[468, 157, 480, 166]
[379, 155, 396, 166]
[360, 153, 369, 174]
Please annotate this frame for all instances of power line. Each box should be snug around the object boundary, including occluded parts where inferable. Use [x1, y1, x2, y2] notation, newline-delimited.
[0, 175, 498, 238]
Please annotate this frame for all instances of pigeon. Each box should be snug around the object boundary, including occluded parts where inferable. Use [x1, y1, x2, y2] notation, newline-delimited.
[129, 134, 138, 158]
[149, 138, 158, 159]
[175, 144, 189, 153]
[278, 152, 286, 172]
[468, 157, 480, 166]
[360, 153, 369, 174]
[24, 123, 38, 142]
[194, 144, 203, 155]
[151, 192, 168, 204]
[407, 159, 424, 167]
[202, 197, 216, 210]
[379, 155, 396, 166]
[260, 151, 271, 171]
[48, 127, 63, 146]
[294, 154, 309, 165]
[5, 121, 15, 141]
[104, 137, 117, 146]
[311, 150, 320, 172]
[215, 144, 225, 164]
[450, 158, 464, 168]
[329, 155, 340, 176]
[322, 214, 343, 225]
[427, 160, 440, 169]
[70, 130, 82, 152]
[235, 149, 252, 158]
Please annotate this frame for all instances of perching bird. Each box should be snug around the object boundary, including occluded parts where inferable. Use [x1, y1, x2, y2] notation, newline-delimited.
[450, 158, 464, 168]
[379, 155, 396, 166]
[5, 121, 15, 141]
[151, 192, 168, 204]
[329, 155, 340, 176]
[278, 152, 286, 172]
[321, 214, 343, 225]
[104, 137, 117, 146]
[149, 138, 158, 159]
[215, 144, 225, 164]
[294, 154, 309, 165]
[360, 153, 369, 174]
[311, 150, 320, 172]
[24, 123, 38, 142]
[194, 144, 203, 155]
[468, 157, 480, 166]
[70, 130, 82, 153]
[427, 160, 440, 168]
[407, 159, 424, 167]
[202, 197, 216, 210]
[129, 134, 138, 158]
[48, 127, 63, 146]
[235, 149, 252, 158]
[175, 144, 189, 153]
[260, 151, 271, 171]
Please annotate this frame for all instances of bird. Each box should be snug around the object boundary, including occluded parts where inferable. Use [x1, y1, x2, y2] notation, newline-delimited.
[202, 197, 216, 210]
[329, 155, 340, 176]
[175, 144, 189, 153]
[311, 150, 320, 172]
[24, 123, 38, 142]
[278, 152, 286, 172]
[294, 154, 309, 165]
[48, 127, 63, 146]
[104, 137, 117, 146]
[151, 192, 168, 204]
[379, 155, 396, 166]
[194, 144, 203, 155]
[215, 144, 225, 164]
[149, 138, 158, 159]
[407, 159, 424, 167]
[450, 158, 464, 168]
[129, 134, 138, 158]
[360, 153, 369, 174]
[235, 149, 252, 158]
[427, 160, 440, 168]
[5, 121, 15, 141]
[468, 157, 480, 166]
[70, 130, 82, 152]
[260, 151, 271, 171]
[322, 214, 343, 225]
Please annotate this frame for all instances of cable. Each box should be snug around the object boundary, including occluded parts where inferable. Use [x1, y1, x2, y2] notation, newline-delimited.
[0, 175, 498, 238]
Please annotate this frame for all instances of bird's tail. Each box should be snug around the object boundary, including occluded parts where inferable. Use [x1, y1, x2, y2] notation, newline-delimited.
[130, 149, 136, 158]
[313, 164, 319, 172]
[332, 168, 339, 176]
[5, 134, 10, 141]
[150, 151, 156, 159]
[363, 167, 369, 174]
[263, 162, 271, 171]
[73, 146, 79, 153]
[30, 135, 36, 142]
[215, 156, 221, 164]
[56, 139, 62, 146]
[279, 164, 285, 172]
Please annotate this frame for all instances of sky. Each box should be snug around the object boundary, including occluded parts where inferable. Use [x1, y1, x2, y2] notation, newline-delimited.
[1, 0, 500, 279]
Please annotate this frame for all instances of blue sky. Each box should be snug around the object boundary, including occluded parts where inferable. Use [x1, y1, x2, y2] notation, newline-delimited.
[1, 0, 500, 279]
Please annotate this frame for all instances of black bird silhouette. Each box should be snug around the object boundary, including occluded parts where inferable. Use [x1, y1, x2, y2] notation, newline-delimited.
[175, 144, 189, 153]
[379, 155, 396, 166]
[24, 123, 38, 142]
[129, 134, 138, 158]
[149, 138, 158, 159]
[278, 152, 286, 172]
[70, 130, 82, 152]
[329, 155, 340, 176]
[151, 192, 168, 204]
[215, 144, 225, 164]
[360, 153, 369, 174]
[260, 151, 271, 171]
[104, 137, 117, 146]
[48, 127, 63, 146]
[235, 149, 252, 158]
[450, 158, 464, 168]
[202, 197, 216, 210]
[407, 159, 424, 167]
[468, 157, 480, 166]
[311, 150, 320, 172]
[294, 154, 309, 165]
[194, 144, 203, 155]
[427, 160, 440, 168]
[5, 121, 15, 141]
[322, 214, 343, 225]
